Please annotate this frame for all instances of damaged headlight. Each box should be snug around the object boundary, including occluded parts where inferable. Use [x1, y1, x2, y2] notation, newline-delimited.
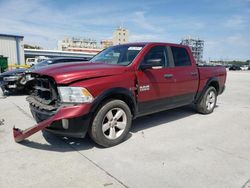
[58, 87, 94, 103]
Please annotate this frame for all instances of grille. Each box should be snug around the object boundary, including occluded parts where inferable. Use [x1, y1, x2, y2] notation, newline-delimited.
[27, 75, 59, 111]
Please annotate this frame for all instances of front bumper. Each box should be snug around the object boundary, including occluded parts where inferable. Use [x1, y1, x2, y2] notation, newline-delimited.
[13, 103, 92, 142]
[3, 75, 21, 82]
[1, 75, 25, 91]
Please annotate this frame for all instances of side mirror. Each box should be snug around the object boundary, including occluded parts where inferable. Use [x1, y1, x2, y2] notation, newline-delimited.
[140, 58, 162, 70]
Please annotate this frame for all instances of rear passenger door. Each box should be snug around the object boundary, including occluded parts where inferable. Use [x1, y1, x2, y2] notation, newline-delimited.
[169, 46, 199, 104]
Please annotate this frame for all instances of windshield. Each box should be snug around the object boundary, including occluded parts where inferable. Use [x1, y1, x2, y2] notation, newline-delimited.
[27, 59, 35, 62]
[90, 45, 145, 66]
[37, 58, 46, 62]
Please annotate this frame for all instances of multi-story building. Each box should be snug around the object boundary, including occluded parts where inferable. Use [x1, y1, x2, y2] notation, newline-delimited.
[58, 26, 129, 53]
[112, 26, 129, 45]
[181, 37, 204, 63]
[58, 37, 102, 54]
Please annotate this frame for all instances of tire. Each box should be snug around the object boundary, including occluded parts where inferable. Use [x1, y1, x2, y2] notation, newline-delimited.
[196, 86, 217, 114]
[89, 100, 132, 147]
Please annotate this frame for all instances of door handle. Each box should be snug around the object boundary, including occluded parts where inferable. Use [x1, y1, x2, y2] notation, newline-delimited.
[164, 74, 173, 78]
[190, 72, 198, 76]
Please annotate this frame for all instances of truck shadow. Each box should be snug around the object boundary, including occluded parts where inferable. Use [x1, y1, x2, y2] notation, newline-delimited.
[19, 104, 212, 152]
[19, 133, 96, 152]
[131, 105, 196, 133]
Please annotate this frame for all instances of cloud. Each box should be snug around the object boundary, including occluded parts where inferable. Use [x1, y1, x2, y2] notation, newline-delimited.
[130, 34, 161, 42]
[131, 11, 165, 33]
[0, 0, 123, 48]
[224, 15, 246, 28]
[204, 34, 250, 60]
[226, 34, 250, 46]
[0, 0, 249, 60]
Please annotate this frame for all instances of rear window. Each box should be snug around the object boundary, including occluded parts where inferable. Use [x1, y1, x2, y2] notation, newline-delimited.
[171, 47, 191, 67]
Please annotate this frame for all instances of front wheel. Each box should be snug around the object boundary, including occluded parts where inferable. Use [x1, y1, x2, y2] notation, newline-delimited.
[196, 86, 217, 114]
[89, 100, 132, 147]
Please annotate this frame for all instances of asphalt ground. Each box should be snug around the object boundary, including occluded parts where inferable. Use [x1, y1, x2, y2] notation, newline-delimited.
[0, 71, 250, 188]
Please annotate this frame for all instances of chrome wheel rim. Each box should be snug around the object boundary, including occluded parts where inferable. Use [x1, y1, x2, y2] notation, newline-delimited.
[102, 108, 127, 140]
[206, 91, 216, 111]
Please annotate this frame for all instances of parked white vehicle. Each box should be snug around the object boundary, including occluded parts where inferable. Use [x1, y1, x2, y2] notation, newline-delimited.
[26, 56, 49, 66]
[241, 65, 249, 71]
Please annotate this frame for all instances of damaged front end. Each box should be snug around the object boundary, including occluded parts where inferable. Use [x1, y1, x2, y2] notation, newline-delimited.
[13, 74, 92, 142]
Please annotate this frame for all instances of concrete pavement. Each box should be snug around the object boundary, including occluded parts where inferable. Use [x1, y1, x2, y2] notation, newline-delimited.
[0, 71, 250, 188]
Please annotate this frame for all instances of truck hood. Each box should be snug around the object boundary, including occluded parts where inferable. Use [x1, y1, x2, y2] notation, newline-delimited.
[32, 62, 128, 84]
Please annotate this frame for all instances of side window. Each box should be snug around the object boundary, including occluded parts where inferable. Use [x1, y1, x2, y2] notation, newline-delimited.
[171, 47, 191, 67]
[142, 46, 168, 67]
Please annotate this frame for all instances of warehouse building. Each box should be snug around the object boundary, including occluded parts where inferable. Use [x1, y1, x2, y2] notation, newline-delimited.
[0, 34, 25, 66]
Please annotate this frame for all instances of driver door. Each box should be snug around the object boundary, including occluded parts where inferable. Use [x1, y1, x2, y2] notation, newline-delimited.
[136, 45, 175, 115]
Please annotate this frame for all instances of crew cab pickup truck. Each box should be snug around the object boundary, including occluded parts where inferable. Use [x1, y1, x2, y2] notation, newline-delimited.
[13, 42, 226, 147]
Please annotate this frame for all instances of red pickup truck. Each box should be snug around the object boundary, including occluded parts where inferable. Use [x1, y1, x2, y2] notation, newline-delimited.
[13, 42, 226, 147]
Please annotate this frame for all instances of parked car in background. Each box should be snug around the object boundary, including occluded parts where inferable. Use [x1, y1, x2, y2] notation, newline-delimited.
[26, 56, 49, 66]
[241, 65, 249, 71]
[229, 65, 242, 71]
[0, 57, 91, 94]
[0, 68, 27, 93]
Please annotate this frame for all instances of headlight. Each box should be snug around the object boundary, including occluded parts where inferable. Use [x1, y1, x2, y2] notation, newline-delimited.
[58, 87, 94, 103]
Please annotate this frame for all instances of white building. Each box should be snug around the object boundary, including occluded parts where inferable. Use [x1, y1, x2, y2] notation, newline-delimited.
[181, 37, 204, 63]
[112, 26, 129, 45]
[58, 37, 100, 51]
[0, 34, 25, 65]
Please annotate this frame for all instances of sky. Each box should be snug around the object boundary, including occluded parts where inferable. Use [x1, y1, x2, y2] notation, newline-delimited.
[0, 0, 250, 61]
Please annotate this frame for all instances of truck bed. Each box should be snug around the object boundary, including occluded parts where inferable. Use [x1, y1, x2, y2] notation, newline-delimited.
[197, 66, 227, 94]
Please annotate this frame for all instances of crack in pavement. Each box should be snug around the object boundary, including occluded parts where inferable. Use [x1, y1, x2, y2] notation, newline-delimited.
[61, 138, 129, 188]
[10, 101, 34, 120]
[241, 178, 250, 188]
[7, 98, 129, 187]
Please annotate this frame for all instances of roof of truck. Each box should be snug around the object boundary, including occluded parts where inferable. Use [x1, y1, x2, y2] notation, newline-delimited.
[119, 42, 187, 47]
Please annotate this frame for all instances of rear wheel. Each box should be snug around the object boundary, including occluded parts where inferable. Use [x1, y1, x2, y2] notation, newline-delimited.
[196, 86, 217, 114]
[89, 100, 132, 147]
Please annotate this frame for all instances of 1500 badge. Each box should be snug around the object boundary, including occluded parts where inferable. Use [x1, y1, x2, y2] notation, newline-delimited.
[139, 85, 150, 92]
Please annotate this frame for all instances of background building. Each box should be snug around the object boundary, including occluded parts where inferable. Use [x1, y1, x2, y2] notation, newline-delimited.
[57, 26, 129, 53]
[112, 26, 129, 45]
[101, 39, 113, 49]
[58, 37, 101, 54]
[181, 37, 204, 63]
[0, 34, 25, 65]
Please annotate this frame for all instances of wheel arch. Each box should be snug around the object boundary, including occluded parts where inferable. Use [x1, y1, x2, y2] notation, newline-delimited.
[208, 79, 219, 94]
[195, 77, 219, 103]
[90, 87, 137, 117]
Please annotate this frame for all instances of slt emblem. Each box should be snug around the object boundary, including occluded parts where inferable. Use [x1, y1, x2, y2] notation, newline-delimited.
[139, 85, 150, 92]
